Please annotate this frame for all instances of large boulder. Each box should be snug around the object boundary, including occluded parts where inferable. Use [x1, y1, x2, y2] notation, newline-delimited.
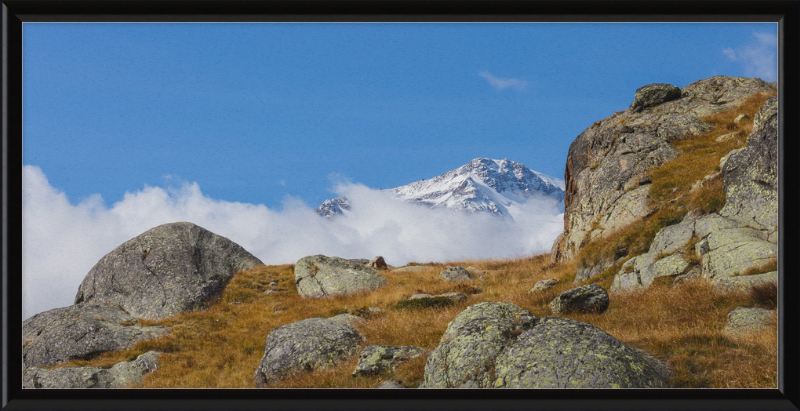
[549, 284, 610, 315]
[294, 255, 388, 298]
[23, 351, 162, 389]
[22, 304, 169, 370]
[552, 76, 775, 263]
[74, 222, 264, 320]
[439, 266, 474, 282]
[629, 83, 682, 112]
[253, 318, 364, 387]
[720, 96, 778, 240]
[419, 302, 668, 388]
[351, 345, 427, 377]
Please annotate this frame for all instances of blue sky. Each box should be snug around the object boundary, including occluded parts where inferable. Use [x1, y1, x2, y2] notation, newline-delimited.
[23, 22, 777, 209]
[21, 22, 778, 317]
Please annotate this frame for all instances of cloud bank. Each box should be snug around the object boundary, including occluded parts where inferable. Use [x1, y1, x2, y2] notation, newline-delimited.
[723, 32, 778, 82]
[479, 71, 528, 91]
[22, 165, 563, 319]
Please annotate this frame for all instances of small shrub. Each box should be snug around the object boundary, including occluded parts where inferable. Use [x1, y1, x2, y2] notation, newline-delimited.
[395, 297, 454, 311]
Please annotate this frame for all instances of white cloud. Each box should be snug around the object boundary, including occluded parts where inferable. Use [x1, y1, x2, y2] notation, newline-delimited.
[22, 165, 563, 319]
[723, 32, 778, 81]
[479, 71, 528, 91]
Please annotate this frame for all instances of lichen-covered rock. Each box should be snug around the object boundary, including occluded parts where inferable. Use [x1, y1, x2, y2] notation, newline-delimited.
[720, 96, 778, 239]
[352, 345, 426, 376]
[409, 292, 466, 303]
[328, 313, 367, 327]
[439, 266, 474, 282]
[253, 318, 364, 387]
[629, 83, 682, 112]
[553, 76, 775, 263]
[22, 304, 169, 369]
[294, 255, 388, 298]
[530, 278, 560, 293]
[672, 266, 702, 287]
[550, 284, 610, 315]
[713, 271, 777, 294]
[574, 260, 616, 284]
[74, 222, 264, 320]
[701, 228, 776, 280]
[367, 256, 388, 269]
[420, 302, 668, 388]
[724, 307, 774, 335]
[23, 351, 162, 388]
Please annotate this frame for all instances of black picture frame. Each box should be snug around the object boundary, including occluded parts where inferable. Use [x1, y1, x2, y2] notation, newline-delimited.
[2, 1, 798, 410]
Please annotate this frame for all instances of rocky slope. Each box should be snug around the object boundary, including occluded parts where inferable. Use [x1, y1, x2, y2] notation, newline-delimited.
[316, 158, 565, 218]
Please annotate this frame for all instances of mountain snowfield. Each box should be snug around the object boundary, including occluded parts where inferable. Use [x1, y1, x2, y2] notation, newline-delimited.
[317, 158, 565, 221]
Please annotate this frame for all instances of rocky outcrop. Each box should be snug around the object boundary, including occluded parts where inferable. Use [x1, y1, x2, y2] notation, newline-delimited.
[553, 76, 776, 263]
[367, 256, 388, 269]
[549, 284, 610, 315]
[74, 222, 264, 320]
[254, 318, 364, 387]
[713, 271, 777, 294]
[629, 83, 682, 112]
[439, 266, 474, 282]
[23, 351, 162, 389]
[23, 304, 169, 370]
[351, 345, 427, 377]
[294, 255, 388, 298]
[724, 307, 774, 335]
[720, 96, 778, 241]
[419, 302, 668, 388]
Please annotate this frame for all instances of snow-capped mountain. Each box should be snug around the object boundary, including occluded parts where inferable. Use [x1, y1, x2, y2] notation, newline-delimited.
[315, 197, 351, 218]
[315, 158, 565, 218]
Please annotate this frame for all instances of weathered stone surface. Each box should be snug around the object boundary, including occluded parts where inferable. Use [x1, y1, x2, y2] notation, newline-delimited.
[550, 284, 610, 315]
[701, 228, 776, 280]
[410, 292, 467, 303]
[348, 258, 370, 265]
[367, 256, 388, 269]
[715, 132, 738, 143]
[673, 266, 702, 287]
[733, 114, 750, 124]
[352, 345, 426, 376]
[294, 255, 388, 298]
[420, 302, 668, 388]
[254, 318, 364, 387]
[328, 313, 367, 327]
[23, 304, 169, 370]
[574, 260, 615, 284]
[23, 351, 162, 389]
[439, 266, 474, 282]
[530, 278, 560, 293]
[724, 307, 774, 335]
[74, 222, 264, 320]
[720, 96, 778, 237]
[713, 271, 777, 294]
[630, 83, 682, 112]
[554, 76, 775, 262]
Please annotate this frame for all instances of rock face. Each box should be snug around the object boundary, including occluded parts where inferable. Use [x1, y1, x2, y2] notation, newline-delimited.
[552, 76, 776, 263]
[720, 96, 778, 241]
[74, 222, 264, 320]
[629, 83, 682, 112]
[439, 267, 474, 282]
[549, 284, 610, 315]
[724, 307, 774, 335]
[22, 304, 169, 370]
[253, 318, 364, 387]
[713, 271, 777, 294]
[294, 255, 388, 298]
[419, 302, 668, 388]
[23, 351, 162, 389]
[351, 345, 427, 376]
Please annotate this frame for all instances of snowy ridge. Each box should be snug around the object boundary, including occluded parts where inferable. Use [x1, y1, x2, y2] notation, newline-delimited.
[316, 158, 565, 219]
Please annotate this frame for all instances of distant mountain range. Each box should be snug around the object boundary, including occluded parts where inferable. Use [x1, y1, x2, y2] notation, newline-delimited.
[316, 158, 565, 219]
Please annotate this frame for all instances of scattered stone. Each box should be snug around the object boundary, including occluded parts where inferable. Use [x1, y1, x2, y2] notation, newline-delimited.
[420, 302, 669, 388]
[368, 307, 382, 313]
[73, 222, 265, 320]
[550, 284, 610, 315]
[22, 304, 169, 370]
[439, 266, 474, 282]
[715, 132, 737, 142]
[254, 318, 364, 387]
[352, 345, 427, 377]
[263, 290, 285, 296]
[269, 281, 279, 287]
[733, 113, 750, 124]
[294, 255, 388, 298]
[724, 307, 773, 335]
[367, 256, 388, 270]
[713, 271, 777, 294]
[23, 351, 162, 389]
[530, 279, 560, 293]
[629, 83, 682, 112]
[377, 380, 404, 389]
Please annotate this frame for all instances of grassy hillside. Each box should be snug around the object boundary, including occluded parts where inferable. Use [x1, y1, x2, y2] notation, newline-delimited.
[48, 91, 778, 389]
